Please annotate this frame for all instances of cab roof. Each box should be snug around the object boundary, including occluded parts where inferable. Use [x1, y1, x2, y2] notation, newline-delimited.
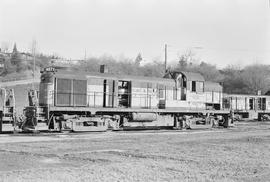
[164, 71, 205, 82]
[180, 71, 205, 82]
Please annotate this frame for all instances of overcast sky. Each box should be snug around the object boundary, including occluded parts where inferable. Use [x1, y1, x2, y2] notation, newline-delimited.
[0, 0, 270, 68]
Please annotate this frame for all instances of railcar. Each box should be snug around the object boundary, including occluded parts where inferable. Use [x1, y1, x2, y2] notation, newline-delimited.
[223, 94, 270, 121]
[23, 66, 233, 132]
[0, 88, 15, 132]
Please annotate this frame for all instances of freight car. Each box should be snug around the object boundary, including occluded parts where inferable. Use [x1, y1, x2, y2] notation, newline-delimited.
[0, 78, 40, 133]
[21, 66, 233, 132]
[223, 94, 270, 121]
[0, 88, 15, 132]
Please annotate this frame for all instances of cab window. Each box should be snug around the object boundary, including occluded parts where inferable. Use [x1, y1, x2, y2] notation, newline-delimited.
[191, 81, 196, 92]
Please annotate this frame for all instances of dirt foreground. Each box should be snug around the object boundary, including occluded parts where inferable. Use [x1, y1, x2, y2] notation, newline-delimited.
[0, 122, 269, 182]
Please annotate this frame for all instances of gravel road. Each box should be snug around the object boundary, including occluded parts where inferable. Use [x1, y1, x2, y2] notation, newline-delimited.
[0, 122, 269, 182]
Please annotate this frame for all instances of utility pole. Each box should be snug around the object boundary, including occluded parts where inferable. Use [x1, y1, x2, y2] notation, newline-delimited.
[84, 49, 87, 61]
[32, 39, 36, 89]
[164, 44, 167, 74]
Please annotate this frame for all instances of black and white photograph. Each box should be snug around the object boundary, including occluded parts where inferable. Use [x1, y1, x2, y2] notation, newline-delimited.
[0, 0, 270, 181]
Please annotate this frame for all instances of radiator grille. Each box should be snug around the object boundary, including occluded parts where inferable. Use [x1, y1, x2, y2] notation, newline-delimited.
[56, 78, 72, 106]
[56, 78, 87, 106]
[73, 80, 87, 106]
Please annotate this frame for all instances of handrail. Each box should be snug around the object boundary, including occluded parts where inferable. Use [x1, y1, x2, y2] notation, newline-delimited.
[45, 90, 156, 108]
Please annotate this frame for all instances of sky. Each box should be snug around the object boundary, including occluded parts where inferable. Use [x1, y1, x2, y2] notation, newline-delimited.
[0, 0, 270, 68]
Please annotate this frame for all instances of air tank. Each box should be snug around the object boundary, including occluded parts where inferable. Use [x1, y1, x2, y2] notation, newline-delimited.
[131, 113, 157, 122]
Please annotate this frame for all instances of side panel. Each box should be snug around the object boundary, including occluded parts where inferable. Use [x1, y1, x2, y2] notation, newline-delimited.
[131, 81, 162, 109]
[106, 79, 117, 107]
[266, 97, 270, 110]
[231, 97, 237, 110]
[186, 91, 205, 103]
[166, 86, 174, 101]
[73, 79, 87, 106]
[55, 78, 87, 107]
[213, 92, 221, 104]
[205, 92, 212, 103]
[147, 83, 158, 108]
[236, 97, 245, 110]
[87, 78, 104, 107]
[39, 82, 54, 106]
[131, 81, 148, 108]
[55, 78, 72, 106]
[39, 72, 54, 107]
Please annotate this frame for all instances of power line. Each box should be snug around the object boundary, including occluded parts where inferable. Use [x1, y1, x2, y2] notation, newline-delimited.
[166, 45, 270, 53]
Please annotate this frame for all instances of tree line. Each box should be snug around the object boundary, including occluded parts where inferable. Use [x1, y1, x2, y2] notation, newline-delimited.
[77, 53, 270, 95]
[1, 49, 270, 95]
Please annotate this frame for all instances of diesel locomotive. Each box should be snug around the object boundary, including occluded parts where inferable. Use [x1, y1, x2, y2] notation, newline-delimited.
[21, 65, 234, 132]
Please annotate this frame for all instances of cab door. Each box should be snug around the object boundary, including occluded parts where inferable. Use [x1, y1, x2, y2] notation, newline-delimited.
[103, 79, 118, 107]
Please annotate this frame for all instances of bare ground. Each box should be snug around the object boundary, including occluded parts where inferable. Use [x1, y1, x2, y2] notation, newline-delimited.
[0, 122, 270, 182]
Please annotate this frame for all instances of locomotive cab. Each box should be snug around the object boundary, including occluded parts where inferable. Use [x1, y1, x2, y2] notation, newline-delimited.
[163, 71, 206, 110]
[164, 71, 223, 110]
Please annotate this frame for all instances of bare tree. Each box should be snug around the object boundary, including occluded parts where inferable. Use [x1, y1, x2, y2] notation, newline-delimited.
[174, 50, 222, 81]
[176, 50, 199, 71]
[135, 53, 142, 66]
[241, 64, 270, 94]
[195, 61, 223, 82]
[220, 65, 247, 94]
